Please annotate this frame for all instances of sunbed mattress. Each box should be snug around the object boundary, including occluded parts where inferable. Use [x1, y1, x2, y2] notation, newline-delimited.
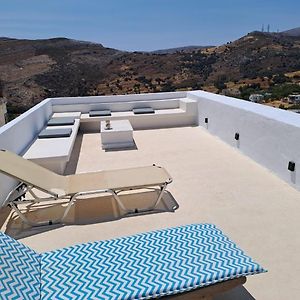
[0, 231, 41, 300]
[40, 224, 265, 299]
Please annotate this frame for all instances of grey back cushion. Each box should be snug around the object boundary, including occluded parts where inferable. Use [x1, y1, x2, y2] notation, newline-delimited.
[133, 107, 155, 114]
[38, 128, 72, 139]
[89, 110, 111, 117]
[47, 117, 75, 126]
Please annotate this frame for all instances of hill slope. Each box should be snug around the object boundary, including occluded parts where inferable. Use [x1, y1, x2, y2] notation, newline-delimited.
[281, 27, 300, 37]
[0, 38, 122, 112]
[150, 45, 214, 54]
[0, 31, 300, 114]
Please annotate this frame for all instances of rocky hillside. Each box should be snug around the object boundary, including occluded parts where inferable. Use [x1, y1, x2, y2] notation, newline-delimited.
[281, 27, 300, 37]
[0, 31, 300, 116]
[150, 45, 213, 54]
[203, 31, 300, 92]
[0, 37, 122, 113]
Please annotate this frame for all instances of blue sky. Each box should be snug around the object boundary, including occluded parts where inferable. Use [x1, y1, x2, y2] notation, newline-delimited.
[0, 0, 299, 51]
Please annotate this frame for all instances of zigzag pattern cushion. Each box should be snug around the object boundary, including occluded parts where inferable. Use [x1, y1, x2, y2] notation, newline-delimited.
[41, 224, 265, 300]
[0, 231, 41, 300]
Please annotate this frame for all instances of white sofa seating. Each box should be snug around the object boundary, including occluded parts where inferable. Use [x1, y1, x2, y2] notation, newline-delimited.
[76, 98, 198, 131]
[23, 116, 80, 174]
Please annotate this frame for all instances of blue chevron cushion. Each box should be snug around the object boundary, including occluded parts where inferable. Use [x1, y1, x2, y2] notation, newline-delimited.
[0, 231, 41, 300]
[40, 224, 266, 300]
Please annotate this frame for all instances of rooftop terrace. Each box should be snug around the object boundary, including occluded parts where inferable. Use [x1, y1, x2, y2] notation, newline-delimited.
[1, 91, 300, 299]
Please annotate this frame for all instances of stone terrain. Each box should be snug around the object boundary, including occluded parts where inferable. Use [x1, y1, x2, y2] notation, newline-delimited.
[0, 30, 300, 117]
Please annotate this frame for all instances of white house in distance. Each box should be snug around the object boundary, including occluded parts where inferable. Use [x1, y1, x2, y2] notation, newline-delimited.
[288, 94, 300, 103]
[249, 93, 264, 103]
[0, 98, 7, 126]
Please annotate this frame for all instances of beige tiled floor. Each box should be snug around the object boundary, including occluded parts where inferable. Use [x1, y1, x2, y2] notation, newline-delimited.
[2, 126, 300, 299]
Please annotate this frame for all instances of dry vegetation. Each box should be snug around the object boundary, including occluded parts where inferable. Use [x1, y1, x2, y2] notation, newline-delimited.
[0, 31, 300, 117]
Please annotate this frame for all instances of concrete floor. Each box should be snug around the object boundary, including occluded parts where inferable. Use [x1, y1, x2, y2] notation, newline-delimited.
[2, 126, 300, 299]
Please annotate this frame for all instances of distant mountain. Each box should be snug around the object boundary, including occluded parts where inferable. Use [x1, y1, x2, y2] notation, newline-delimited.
[0, 37, 123, 111]
[151, 45, 214, 54]
[0, 31, 300, 115]
[281, 27, 300, 37]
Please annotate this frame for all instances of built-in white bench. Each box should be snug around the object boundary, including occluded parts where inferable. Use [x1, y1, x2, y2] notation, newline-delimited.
[23, 117, 80, 174]
[77, 98, 198, 131]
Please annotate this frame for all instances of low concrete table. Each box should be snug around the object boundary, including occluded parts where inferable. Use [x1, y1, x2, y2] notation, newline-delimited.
[100, 120, 134, 150]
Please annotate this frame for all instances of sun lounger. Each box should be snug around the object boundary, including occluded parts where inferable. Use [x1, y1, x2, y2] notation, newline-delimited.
[0, 224, 266, 300]
[0, 149, 172, 226]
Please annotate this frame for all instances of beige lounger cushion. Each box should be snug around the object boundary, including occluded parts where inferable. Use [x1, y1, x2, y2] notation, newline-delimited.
[0, 150, 67, 196]
[66, 166, 172, 194]
[0, 150, 171, 197]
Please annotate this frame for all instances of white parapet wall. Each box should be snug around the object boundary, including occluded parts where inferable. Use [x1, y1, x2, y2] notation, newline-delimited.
[0, 100, 52, 207]
[50, 92, 198, 131]
[50, 91, 187, 109]
[23, 119, 80, 174]
[1, 89, 300, 208]
[188, 90, 300, 190]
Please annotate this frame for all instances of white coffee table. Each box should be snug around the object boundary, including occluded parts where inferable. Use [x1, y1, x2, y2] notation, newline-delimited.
[100, 120, 134, 150]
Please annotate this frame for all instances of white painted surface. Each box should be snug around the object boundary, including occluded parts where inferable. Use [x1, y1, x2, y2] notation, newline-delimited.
[101, 120, 134, 150]
[52, 99, 182, 114]
[80, 98, 198, 131]
[50, 91, 187, 106]
[0, 100, 52, 206]
[81, 109, 197, 131]
[23, 119, 80, 174]
[1, 89, 300, 207]
[188, 90, 300, 189]
[89, 99, 180, 112]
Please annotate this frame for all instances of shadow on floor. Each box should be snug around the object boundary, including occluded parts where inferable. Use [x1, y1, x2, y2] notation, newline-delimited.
[214, 285, 255, 300]
[104, 141, 138, 152]
[0, 206, 11, 228]
[5, 190, 178, 239]
[163, 279, 255, 300]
